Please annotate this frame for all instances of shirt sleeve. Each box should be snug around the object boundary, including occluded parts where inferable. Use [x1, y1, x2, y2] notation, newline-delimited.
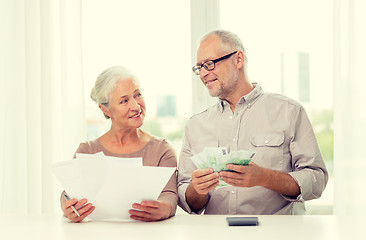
[73, 141, 92, 158]
[177, 124, 207, 214]
[155, 139, 178, 218]
[284, 106, 329, 202]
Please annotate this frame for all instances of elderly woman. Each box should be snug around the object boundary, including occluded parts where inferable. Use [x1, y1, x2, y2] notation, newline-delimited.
[60, 65, 177, 222]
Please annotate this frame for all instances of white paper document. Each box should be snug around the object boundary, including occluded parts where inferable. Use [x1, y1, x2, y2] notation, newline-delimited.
[52, 152, 175, 221]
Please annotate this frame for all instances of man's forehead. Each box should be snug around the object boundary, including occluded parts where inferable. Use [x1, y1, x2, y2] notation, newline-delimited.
[197, 38, 222, 63]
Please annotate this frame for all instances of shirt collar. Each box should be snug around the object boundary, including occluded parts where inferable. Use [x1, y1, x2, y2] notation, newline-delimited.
[219, 82, 263, 112]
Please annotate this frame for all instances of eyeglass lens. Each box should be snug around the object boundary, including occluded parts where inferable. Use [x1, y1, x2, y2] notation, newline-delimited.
[192, 51, 237, 75]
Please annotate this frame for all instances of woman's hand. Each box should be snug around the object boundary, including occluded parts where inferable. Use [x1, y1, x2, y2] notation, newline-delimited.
[129, 200, 171, 222]
[62, 198, 95, 223]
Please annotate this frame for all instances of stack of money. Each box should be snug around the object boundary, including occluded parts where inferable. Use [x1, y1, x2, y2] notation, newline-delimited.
[190, 147, 255, 187]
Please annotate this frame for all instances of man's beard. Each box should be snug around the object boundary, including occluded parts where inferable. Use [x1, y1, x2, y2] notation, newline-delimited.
[210, 70, 239, 100]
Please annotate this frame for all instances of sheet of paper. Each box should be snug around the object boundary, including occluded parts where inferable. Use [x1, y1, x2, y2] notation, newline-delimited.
[75, 151, 105, 158]
[52, 159, 83, 198]
[73, 154, 143, 201]
[90, 166, 175, 220]
[52, 153, 174, 221]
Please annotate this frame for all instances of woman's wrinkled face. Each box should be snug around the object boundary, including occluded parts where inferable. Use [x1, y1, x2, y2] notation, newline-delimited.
[103, 79, 146, 131]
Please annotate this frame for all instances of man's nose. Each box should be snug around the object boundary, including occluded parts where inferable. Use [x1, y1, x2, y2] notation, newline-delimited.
[200, 67, 210, 79]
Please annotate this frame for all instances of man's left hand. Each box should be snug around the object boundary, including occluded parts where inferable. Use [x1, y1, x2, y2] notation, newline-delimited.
[219, 162, 268, 187]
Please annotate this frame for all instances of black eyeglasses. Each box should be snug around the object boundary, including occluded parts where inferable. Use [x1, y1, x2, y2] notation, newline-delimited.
[192, 51, 238, 75]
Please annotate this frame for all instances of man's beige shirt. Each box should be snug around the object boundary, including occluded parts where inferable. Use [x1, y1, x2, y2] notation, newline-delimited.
[177, 83, 328, 215]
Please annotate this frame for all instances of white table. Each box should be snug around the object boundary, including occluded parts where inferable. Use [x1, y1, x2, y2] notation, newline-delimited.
[0, 213, 365, 240]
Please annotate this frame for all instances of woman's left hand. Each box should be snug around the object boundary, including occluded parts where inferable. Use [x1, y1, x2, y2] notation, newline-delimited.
[129, 200, 171, 222]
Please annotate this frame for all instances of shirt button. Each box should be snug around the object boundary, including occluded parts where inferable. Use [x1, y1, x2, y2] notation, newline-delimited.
[229, 116, 233, 119]
[231, 191, 235, 194]
[233, 138, 236, 141]
[264, 140, 269, 144]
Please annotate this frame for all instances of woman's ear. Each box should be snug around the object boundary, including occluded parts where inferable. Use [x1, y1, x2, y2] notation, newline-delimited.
[98, 104, 110, 118]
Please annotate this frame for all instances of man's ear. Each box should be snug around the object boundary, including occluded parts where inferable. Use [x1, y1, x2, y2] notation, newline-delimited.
[98, 104, 110, 118]
[235, 51, 245, 69]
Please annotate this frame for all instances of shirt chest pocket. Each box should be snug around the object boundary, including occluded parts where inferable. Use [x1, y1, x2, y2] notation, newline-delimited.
[251, 133, 284, 147]
[251, 133, 285, 170]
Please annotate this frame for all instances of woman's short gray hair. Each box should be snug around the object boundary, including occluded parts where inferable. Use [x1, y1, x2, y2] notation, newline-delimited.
[90, 65, 137, 119]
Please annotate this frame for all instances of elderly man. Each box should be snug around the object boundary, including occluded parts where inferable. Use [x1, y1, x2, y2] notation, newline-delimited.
[177, 30, 328, 215]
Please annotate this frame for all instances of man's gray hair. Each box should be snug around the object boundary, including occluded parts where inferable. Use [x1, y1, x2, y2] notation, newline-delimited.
[201, 29, 247, 64]
[90, 65, 138, 119]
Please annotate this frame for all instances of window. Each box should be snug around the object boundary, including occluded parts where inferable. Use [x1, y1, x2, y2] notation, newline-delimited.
[81, 0, 191, 154]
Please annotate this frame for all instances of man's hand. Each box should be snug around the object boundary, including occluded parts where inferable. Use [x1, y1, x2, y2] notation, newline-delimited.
[219, 162, 300, 197]
[185, 168, 219, 212]
[191, 168, 219, 194]
[219, 162, 266, 187]
[129, 200, 171, 222]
